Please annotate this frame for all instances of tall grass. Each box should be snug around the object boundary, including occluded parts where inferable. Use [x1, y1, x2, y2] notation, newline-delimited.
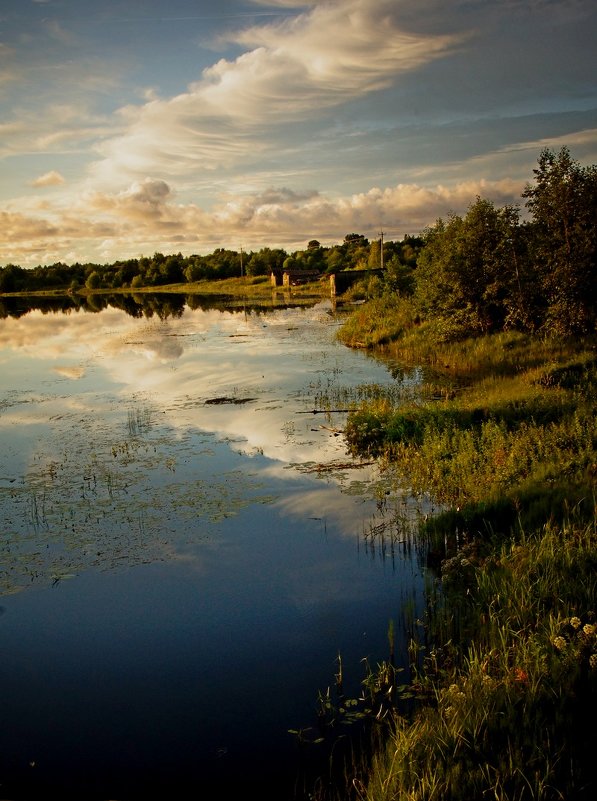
[320, 299, 597, 801]
[337, 296, 418, 348]
[361, 514, 597, 801]
[343, 333, 596, 528]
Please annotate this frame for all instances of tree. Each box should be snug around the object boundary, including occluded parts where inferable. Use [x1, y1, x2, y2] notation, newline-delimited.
[245, 247, 287, 276]
[85, 271, 102, 290]
[368, 240, 381, 269]
[113, 259, 140, 287]
[522, 147, 597, 335]
[341, 233, 369, 269]
[344, 233, 368, 246]
[203, 248, 239, 279]
[160, 254, 184, 284]
[415, 198, 524, 338]
[326, 246, 345, 273]
[282, 255, 300, 271]
[184, 257, 206, 283]
[383, 255, 415, 297]
[0, 263, 27, 293]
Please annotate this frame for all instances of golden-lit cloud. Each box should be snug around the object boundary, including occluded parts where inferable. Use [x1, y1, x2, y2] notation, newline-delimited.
[0, 210, 60, 241]
[1, 0, 595, 266]
[30, 170, 66, 188]
[0, 174, 525, 266]
[53, 365, 86, 379]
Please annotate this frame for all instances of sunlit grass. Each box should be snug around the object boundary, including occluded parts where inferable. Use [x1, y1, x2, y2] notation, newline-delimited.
[342, 324, 596, 526]
[3, 275, 331, 303]
[337, 296, 418, 348]
[315, 512, 597, 801]
[315, 298, 597, 801]
[359, 513, 597, 801]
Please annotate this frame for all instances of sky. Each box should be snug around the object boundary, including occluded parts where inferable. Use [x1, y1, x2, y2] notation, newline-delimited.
[1, 0, 596, 267]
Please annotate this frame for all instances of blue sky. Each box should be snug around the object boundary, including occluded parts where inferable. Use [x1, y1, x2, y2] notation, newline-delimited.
[1, 0, 596, 267]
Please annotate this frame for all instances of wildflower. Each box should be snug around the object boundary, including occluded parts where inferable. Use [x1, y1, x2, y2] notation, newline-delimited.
[513, 667, 528, 684]
[583, 623, 596, 637]
[552, 636, 567, 651]
[589, 654, 597, 670]
[570, 616, 581, 629]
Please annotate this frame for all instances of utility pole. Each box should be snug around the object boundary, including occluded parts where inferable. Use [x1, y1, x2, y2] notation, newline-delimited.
[240, 246, 244, 279]
[379, 230, 384, 269]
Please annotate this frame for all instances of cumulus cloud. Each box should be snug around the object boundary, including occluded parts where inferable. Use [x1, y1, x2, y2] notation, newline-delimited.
[87, 179, 173, 222]
[30, 170, 66, 188]
[203, 177, 524, 239]
[3, 0, 594, 267]
[0, 174, 525, 266]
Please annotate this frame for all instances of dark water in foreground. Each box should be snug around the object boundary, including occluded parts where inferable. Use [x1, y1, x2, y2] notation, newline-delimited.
[0, 295, 428, 799]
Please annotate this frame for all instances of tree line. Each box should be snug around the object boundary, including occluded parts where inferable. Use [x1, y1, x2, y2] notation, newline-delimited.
[1, 147, 595, 337]
[0, 233, 422, 294]
[359, 147, 595, 339]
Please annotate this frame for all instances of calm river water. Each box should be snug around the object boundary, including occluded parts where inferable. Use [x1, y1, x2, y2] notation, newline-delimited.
[0, 294, 429, 799]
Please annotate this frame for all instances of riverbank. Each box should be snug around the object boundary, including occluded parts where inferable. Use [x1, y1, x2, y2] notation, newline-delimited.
[326, 297, 597, 800]
[0, 274, 330, 301]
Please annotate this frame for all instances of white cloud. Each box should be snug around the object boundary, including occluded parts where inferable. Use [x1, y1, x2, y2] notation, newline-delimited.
[231, 0, 459, 97]
[29, 170, 66, 187]
[0, 103, 119, 159]
[2, 0, 595, 267]
[0, 173, 525, 267]
[88, 0, 462, 189]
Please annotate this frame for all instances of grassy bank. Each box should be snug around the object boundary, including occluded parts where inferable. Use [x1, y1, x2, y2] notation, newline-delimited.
[362, 515, 597, 801]
[324, 296, 597, 800]
[0, 274, 330, 302]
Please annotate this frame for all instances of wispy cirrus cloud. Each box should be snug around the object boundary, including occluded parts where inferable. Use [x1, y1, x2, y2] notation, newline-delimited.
[88, 0, 462, 188]
[1, 0, 595, 267]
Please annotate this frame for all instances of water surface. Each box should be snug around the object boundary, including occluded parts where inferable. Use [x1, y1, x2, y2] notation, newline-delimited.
[0, 295, 428, 799]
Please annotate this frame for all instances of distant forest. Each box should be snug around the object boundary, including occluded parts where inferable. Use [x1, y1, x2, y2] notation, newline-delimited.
[0, 232, 422, 294]
[1, 147, 595, 337]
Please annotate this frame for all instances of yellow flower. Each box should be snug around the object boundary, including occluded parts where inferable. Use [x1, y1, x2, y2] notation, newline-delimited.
[570, 616, 581, 629]
[552, 636, 567, 651]
[583, 623, 596, 637]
